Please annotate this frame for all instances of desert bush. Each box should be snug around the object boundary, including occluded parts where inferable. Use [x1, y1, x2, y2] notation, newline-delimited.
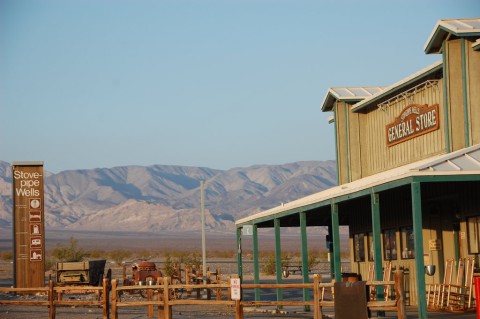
[51, 237, 88, 262]
[1, 251, 13, 261]
[109, 250, 132, 265]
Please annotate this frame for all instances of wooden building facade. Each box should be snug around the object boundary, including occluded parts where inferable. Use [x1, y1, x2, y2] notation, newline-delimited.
[235, 19, 480, 318]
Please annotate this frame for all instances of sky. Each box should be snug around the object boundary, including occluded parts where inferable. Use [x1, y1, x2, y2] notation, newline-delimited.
[1, 0, 478, 173]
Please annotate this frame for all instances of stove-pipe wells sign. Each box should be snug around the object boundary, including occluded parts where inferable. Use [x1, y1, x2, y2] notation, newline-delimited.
[386, 104, 439, 147]
[12, 162, 45, 288]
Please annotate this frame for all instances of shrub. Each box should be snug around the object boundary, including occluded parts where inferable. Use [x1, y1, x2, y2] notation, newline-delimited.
[51, 237, 88, 262]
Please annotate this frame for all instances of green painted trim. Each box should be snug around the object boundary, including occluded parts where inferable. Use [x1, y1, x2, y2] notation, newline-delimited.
[442, 41, 451, 152]
[461, 38, 470, 147]
[274, 219, 283, 302]
[236, 227, 243, 279]
[344, 102, 351, 182]
[253, 224, 260, 301]
[454, 228, 460, 264]
[334, 110, 340, 184]
[370, 193, 383, 278]
[411, 182, 428, 319]
[331, 202, 341, 282]
[300, 212, 310, 310]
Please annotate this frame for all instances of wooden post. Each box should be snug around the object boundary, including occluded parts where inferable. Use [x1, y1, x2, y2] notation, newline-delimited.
[163, 277, 172, 319]
[111, 280, 118, 319]
[102, 278, 109, 319]
[394, 270, 407, 319]
[48, 280, 55, 319]
[144, 287, 152, 318]
[235, 299, 243, 319]
[313, 274, 320, 319]
[122, 265, 126, 283]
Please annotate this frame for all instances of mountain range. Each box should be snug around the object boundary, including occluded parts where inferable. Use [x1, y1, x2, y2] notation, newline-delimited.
[0, 160, 337, 234]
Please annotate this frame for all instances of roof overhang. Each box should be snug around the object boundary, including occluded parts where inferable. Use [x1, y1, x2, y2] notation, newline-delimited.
[351, 61, 443, 113]
[321, 87, 384, 112]
[425, 18, 480, 54]
[236, 144, 480, 228]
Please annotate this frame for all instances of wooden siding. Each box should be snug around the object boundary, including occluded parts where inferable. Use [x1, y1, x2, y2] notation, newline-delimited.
[335, 101, 348, 184]
[446, 39, 467, 151]
[358, 83, 445, 178]
[467, 39, 480, 145]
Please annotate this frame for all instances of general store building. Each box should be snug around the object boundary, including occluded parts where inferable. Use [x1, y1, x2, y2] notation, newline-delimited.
[235, 18, 480, 318]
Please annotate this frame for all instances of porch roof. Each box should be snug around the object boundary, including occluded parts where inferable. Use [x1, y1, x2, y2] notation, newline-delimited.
[235, 144, 480, 227]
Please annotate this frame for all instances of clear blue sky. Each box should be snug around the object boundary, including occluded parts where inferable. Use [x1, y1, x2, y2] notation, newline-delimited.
[1, 0, 478, 173]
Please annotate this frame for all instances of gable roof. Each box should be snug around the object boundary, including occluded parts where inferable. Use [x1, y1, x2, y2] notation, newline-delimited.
[425, 18, 480, 54]
[321, 87, 385, 112]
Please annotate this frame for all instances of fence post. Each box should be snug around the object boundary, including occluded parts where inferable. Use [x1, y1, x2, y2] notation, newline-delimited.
[102, 278, 109, 319]
[313, 274, 320, 319]
[111, 280, 118, 319]
[394, 270, 406, 319]
[49, 279, 55, 319]
[162, 276, 172, 319]
[235, 299, 243, 319]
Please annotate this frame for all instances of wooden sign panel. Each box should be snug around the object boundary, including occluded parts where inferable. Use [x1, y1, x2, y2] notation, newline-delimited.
[386, 104, 440, 147]
[12, 162, 45, 288]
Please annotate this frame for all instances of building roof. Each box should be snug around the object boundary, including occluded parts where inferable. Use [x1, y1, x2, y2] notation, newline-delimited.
[321, 87, 385, 112]
[236, 144, 480, 227]
[350, 60, 443, 113]
[473, 38, 480, 51]
[425, 18, 480, 54]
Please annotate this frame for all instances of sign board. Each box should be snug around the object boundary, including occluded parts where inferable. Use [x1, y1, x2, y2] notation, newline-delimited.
[429, 239, 442, 251]
[386, 104, 439, 147]
[242, 225, 253, 236]
[12, 162, 45, 288]
[230, 277, 241, 300]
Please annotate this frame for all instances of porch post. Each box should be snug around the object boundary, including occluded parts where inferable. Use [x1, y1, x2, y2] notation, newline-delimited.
[252, 224, 260, 301]
[412, 182, 428, 319]
[274, 218, 283, 302]
[300, 211, 311, 310]
[236, 227, 243, 280]
[371, 193, 383, 281]
[331, 201, 342, 282]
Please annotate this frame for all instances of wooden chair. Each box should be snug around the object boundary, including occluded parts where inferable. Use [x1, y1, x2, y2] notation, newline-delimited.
[426, 259, 454, 309]
[370, 261, 392, 300]
[446, 257, 476, 311]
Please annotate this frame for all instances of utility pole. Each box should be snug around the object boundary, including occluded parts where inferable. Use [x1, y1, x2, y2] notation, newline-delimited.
[201, 180, 207, 286]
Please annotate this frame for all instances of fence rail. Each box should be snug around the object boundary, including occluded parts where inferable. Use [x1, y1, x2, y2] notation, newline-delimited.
[0, 271, 406, 319]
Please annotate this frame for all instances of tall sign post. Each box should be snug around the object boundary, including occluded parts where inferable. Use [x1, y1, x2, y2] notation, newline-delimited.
[12, 161, 45, 288]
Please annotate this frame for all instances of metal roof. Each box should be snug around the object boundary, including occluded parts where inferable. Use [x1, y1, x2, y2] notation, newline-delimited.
[321, 87, 385, 112]
[350, 60, 443, 113]
[236, 144, 480, 226]
[425, 18, 480, 54]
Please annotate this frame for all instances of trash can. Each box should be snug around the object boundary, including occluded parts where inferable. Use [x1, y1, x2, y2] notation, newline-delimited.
[341, 272, 360, 282]
[334, 281, 368, 319]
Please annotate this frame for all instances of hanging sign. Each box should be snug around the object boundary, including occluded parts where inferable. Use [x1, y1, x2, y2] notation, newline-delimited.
[386, 104, 439, 147]
[12, 162, 45, 288]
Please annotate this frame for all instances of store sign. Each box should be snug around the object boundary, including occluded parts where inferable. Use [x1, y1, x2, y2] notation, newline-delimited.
[12, 162, 45, 288]
[230, 277, 241, 300]
[386, 104, 439, 147]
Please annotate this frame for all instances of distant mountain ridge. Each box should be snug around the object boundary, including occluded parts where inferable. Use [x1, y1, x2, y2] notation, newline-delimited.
[0, 161, 337, 233]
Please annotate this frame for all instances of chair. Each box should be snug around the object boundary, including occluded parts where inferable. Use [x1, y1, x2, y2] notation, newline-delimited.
[426, 259, 454, 309]
[446, 257, 476, 311]
[369, 261, 392, 300]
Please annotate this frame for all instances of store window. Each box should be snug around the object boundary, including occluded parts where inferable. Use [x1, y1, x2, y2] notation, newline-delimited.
[467, 216, 480, 254]
[400, 226, 415, 259]
[367, 232, 374, 261]
[383, 229, 397, 260]
[354, 233, 365, 262]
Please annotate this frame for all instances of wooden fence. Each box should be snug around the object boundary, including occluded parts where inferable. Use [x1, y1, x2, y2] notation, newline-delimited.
[0, 271, 406, 319]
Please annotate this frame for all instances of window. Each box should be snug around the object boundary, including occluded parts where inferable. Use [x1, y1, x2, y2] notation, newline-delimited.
[354, 233, 365, 262]
[400, 226, 415, 259]
[467, 216, 480, 254]
[383, 229, 397, 260]
[367, 232, 374, 261]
